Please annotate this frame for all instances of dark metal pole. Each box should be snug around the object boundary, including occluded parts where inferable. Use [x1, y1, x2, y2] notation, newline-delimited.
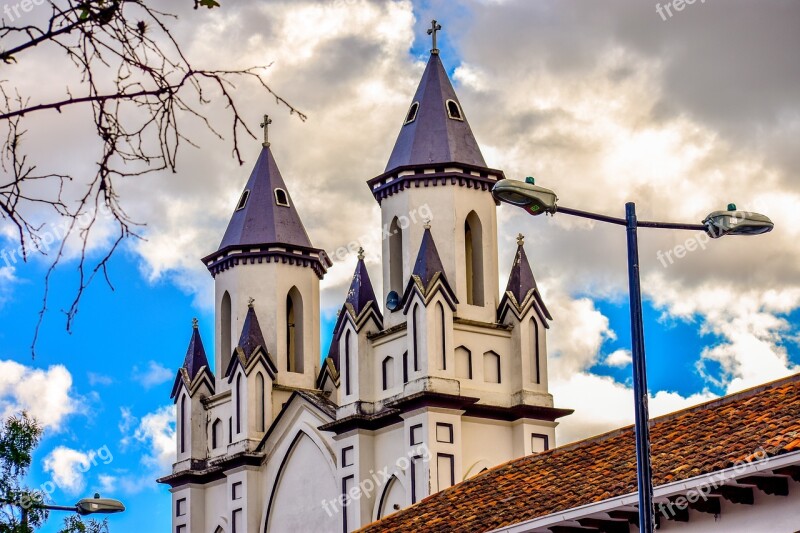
[625, 202, 655, 533]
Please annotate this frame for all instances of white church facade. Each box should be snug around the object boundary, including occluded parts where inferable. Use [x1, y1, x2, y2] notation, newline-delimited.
[158, 24, 573, 533]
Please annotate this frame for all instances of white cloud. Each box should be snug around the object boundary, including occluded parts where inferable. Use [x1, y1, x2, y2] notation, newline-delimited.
[552, 372, 714, 445]
[87, 372, 113, 386]
[42, 446, 94, 495]
[97, 474, 117, 494]
[0, 360, 79, 430]
[604, 349, 632, 368]
[0, 266, 18, 308]
[132, 361, 174, 389]
[133, 405, 176, 471]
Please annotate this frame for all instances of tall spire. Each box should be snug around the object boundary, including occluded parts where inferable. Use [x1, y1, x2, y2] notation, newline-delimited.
[384, 50, 486, 172]
[217, 144, 313, 251]
[203, 125, 332, 279]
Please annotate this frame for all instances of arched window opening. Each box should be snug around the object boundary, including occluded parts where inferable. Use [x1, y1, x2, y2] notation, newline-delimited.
[405, 102, 420, 124]
[344, 330, 352, 396]
[483, 351, 501, 384]
[531, 318, 541, 385]
[435, 302, 446, 370]
[389, 217, 403, 297]
[382, 356, 394, 391]
[286, 288, 304, 373]
[455, 346, 472, 379]
[412, 304, 420, 371]
[256, 372, 265, 432]
[446, 99, 463, 120]
[402, 351, 409, 384]
[235, 374, 242, 434]
[464, 212, 485, 306]
[180, 395, 186, 454]
[211, 418, 221, 449]
[221, 291, 232, 373]
[274, 188, 290, 207]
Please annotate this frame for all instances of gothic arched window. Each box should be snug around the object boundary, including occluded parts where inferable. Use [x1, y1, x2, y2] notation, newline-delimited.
[389, 217, 404, 297]
[465, 212, 485, 306]
[256, 372, 265, 432]
[286, 288, 304, 373]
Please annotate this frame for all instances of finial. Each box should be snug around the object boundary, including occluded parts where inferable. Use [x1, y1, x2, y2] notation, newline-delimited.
[423, 218, 431, 230]
[192, 317, 199, 329]
[248, 297, 255, 308]
[260, 114, 272, 147]
[427, 19, 442, 55]
[516, 233, 525, 246]
[357, 247, 365, 261]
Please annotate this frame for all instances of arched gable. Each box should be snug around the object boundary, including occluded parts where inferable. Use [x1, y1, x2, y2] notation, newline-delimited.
[264, 430, 339, 532]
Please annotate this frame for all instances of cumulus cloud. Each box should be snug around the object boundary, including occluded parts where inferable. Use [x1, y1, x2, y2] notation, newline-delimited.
[133, 405, 176, 471]
[0, 360, 79, 430]
[604, 349, 632, 368]
[42, 447, 93, 495]
[132, 361, 174, 389]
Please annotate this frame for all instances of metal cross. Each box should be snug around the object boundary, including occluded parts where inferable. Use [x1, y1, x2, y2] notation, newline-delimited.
[427, 19, 442, 54]
[192, 317, 199, 329]
[260, 114, 272, 147]
[517, 233, 525, 246]
[248, 297, 255, 308]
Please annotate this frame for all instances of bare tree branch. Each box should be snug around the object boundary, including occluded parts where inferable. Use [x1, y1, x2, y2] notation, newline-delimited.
[0, 0, 306, 356]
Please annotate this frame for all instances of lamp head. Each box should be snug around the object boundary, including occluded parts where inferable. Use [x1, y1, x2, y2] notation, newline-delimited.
[76, 494, 125, 515]
[492, 178, 558, 216]
[703, 204, 774, 238]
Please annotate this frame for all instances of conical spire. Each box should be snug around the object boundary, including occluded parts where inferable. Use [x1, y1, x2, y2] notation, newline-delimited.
[217, 145, 312, 251]
[385, 52, 486, 172]
[237, 300, 266, 359]
[182, 318, 209, 380]
[412, 225, 446, 287]
[345, 248, 378, 316]
[505, 234, 538, 304]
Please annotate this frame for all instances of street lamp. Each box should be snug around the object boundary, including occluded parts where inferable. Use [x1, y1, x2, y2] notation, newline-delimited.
[3, 493, 125, 528]
[492, 177, 773, 533]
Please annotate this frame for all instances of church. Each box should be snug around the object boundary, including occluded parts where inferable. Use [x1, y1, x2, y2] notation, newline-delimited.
[157, 21, 800, 533]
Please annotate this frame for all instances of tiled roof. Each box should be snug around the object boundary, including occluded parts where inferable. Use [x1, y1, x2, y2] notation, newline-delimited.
[360, 373, 800, 532]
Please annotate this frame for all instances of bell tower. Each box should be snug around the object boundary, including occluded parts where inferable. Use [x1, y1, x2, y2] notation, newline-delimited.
[202, 118, 332, 392]
[368, 23, 504, 328]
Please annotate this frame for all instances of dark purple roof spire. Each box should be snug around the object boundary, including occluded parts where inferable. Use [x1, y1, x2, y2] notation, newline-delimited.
[237, 299, 267, 360]
[505, 234, 539, 303]
[384, 49, 486, 172]
[182, 318, 209, 380]
[345, 247, 378, 316]
[412, 224, 447, 287]
[217, 144, 313, 251]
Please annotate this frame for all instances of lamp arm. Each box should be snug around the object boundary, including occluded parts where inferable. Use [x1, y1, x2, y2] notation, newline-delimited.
[556, 206, 706, 232]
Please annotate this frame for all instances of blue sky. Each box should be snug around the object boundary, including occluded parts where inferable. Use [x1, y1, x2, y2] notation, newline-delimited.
[1, 1, 799, 532]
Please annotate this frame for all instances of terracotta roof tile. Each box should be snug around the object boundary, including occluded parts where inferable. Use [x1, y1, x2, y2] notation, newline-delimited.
[360, 373, 800, 532]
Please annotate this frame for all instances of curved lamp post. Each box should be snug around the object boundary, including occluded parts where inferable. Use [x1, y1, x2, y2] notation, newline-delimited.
[2, 493, 125, 528]
[492, 177, 773, 533]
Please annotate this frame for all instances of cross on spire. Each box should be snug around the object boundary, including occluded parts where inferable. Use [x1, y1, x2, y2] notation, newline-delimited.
[517, 233, 525, 246]
[260, 114, 272, 147]
[427, 19, 442, 55]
